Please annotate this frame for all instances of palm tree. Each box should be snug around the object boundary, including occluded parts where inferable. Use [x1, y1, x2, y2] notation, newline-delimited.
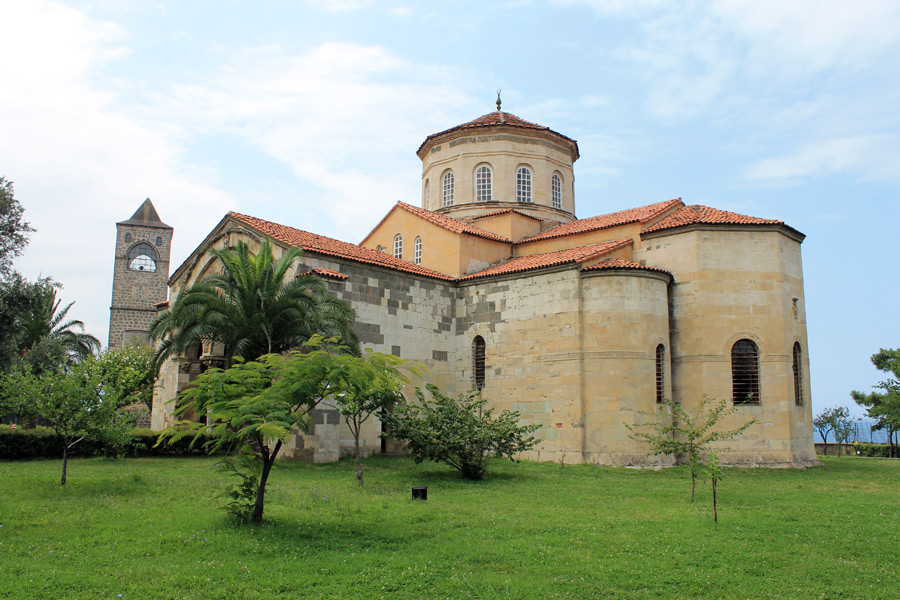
[17, 288, 101, 373]
[150, 238, 359, 369]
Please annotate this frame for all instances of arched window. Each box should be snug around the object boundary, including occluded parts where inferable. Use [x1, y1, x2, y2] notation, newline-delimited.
[423, 180, 430, 205]
[127, 242, 158, 272]
[475, 165, 492, 202]
[393, 235, 403, 259]
[552, 173, 562, 209]
[442, 171, 455, 207]
[732, 339, 760, 405]
[124, 233, 132, 243]
[156, 236, 163, 247]
[414, 237, 422, 265]
[473, 336, 486, 390]
[656, 344, 665, 404]
[793, 342, 804, 406]
[516, 166, 532, 203]
[376, 245, 383, 252]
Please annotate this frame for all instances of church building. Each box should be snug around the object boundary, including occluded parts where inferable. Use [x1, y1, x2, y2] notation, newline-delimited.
[135, 101, 817, 467]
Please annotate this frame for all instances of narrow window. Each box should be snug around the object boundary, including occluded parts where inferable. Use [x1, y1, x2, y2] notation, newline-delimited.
[414, 237, 422, 265]
[552, 173, 562, 209]
[376, 245, 383, 252]
[516, 166, 532, 203]
[423, 180, 430, 205]
[393, 235, 403, 259]
[793, 342, 803, 406]
[124, 233, 132, 243]
[656, 344, 665, 404]
[732, 339, 760, 405]
[475, 165, 492, 202]
[442, 171, 455, 207]
[473, 336, 486, 390]
[155, 236, 163, 246]
[127, 242, 158, 272]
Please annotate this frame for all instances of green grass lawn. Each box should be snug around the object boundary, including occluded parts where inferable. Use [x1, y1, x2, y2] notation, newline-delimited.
[0, 455, 897, 600]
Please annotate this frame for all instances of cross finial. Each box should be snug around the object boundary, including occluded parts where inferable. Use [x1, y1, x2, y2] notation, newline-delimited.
[496, 89, 502, 112]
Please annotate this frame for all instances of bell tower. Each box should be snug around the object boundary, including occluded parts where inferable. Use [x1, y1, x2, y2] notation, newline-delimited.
[108, 198, 173, 349]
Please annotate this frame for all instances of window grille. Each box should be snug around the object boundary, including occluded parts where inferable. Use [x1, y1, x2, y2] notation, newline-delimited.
[656, 344, 665, 404]
[473, 336, 486, 390]
[793, 342, 803, 406]
[475, 165, 492, 202]
[414, 237, 422, 265]
[516, 166, 532, 203]
[732, 339, 760, 404]
[442, 171, 455, 207]
[393, 235, 403, 259]
[552, 173, 562, 209]
[127, 242, 158, 272]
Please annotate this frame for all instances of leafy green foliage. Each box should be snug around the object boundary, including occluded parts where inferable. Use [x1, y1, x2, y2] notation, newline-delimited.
[90, 344, 156, 412]
[705, 452, 723, 523]
[814, 406, 854, 455]
[216, 447, 264, 522]
[625, 395, 756, 502]
[386, 384, 540, 480]
[150, 238, 359, 371]
[0, 274, 54, 374]
[0, 176, 34, 276]
[852, 348, 900, 458]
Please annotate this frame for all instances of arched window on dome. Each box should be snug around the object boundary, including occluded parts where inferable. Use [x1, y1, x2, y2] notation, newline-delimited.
[127, 242, 157, 272]
[442, 171, 455, 207]
[552, 173, 563, 209]
[732, 339, 760, 405]
[393, 235, 403, 259]
[475, 165, 492, 202]
[516, 166, 532, 203]
[414, 237, 422, 265]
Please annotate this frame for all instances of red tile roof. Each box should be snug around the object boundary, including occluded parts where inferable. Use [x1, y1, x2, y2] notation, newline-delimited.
[153, 301, 169, 309]
[229, 212, 454, 280]
[396, 202, 512, 243]
[518, 198, 683, 244]
[582, 258, 671, 276]
[418, 111, 578, 157]
[298, 268, 349, 281]
[641, 205, 785, 234]
[470, 208, 544, 222]
[459, 239, 632, 281]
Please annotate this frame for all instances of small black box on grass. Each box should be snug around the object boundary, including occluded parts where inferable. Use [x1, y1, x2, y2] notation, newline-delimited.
[412, 486, 427, 501]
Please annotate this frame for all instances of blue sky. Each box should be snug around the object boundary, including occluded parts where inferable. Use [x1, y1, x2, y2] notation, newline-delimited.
[2, 0, 899, 418]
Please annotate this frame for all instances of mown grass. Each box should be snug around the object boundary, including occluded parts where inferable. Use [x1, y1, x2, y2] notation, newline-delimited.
[1, 455, 897, 599]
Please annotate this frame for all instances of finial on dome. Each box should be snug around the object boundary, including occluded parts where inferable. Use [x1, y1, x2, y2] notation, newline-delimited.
[496, 89, 502, 112]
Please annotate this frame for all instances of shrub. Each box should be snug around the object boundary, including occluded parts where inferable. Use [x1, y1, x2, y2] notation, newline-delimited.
[856, 443, 892, 458]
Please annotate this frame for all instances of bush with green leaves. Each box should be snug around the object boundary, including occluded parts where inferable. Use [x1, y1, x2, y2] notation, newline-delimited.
[386, 384, 540, 480]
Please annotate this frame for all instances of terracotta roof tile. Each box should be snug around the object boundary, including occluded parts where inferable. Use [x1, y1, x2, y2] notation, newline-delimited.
[470, 208, 544, 222]
[418, 111, 578, 157]
[459, 239, 632, 281]
[229, 212, 454, 281]
[298, 268, 349, 281]
[396, 202, 512, 243]
[518, 198, 683, 244]
[641, 205, 784, 234]
[153, 300, 169, 309]
[581, 258, 671, 276]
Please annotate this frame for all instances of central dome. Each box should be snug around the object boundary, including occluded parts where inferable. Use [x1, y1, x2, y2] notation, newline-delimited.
[417, 108, 580, 227]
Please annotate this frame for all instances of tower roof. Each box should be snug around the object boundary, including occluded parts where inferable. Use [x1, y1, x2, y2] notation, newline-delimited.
[417, 110, 579, 160]
[117, 198, 172, 230]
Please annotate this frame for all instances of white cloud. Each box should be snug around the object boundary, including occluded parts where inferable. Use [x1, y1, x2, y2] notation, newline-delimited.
[306, 0, 374, 12]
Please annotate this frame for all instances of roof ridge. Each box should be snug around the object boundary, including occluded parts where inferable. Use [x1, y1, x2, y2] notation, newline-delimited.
[396, 202, 512, 243]
[640, 204, 790, 235]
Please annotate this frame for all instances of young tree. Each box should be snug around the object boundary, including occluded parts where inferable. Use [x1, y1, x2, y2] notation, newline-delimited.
[625, 396, 756, 502]
[158, 338, 351, 524]
[813, 407, 853, 455]
[705, 452, 723, 523]
[831, 407, 855, 456]
[90, 344, 156, 413]
[386, 384, 540, 480]
[329, 350, 417, 487]
[852, 348, 900, 457]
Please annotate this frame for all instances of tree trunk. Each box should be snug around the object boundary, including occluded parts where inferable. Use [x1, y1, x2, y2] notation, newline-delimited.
[355, 434, 364, 488]
[61, 440, 69, 486]
[251, 441, 281, 525]
[712, 479, 718, 523]
[691, 470, 696, 503]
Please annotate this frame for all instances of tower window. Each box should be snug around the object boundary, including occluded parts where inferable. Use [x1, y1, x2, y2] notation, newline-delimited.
[656, 344, 665, 404]
[424, 180, 430, 205]
[127, 242, 158, 272]
[473, 336, 486, 390]
[793, 342, 804, 406]
[516, 166, 532, 203]
[156, 236, 162, 246]
[414, 237, 422, 265]
[475, 165, 492, 202]
[125, 233, 132, 243]
[552, 173, 562, 209]
[732, 339, 760, 405]
[442, 171, 455, 207]
[393, 235, 403, 259]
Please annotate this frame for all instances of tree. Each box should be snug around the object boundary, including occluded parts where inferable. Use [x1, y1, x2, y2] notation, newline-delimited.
[813, 408, 837, 454]
[16, 287, 100, 373]
[91, 344, 156, 413]
[0, 274, 52, 373]
[625, 396, 756, 502]
[852, 348, 900, 458]
[0, 177, 34, 277]
[385, 384, 541, 480]
[0, 365, 125, 484]
[150, 238, 359, 371]
[831, 407, 855, 456]
[158, 338, 352, 524]
[705, 452, 723, 523]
